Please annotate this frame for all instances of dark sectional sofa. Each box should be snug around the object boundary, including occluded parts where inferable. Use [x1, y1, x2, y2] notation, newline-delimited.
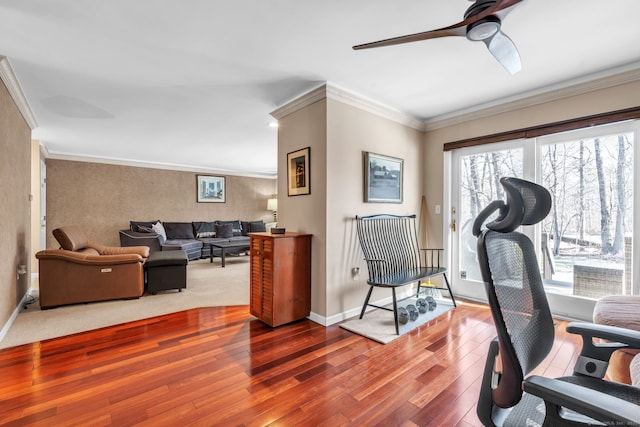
[119, 219, 267, 261]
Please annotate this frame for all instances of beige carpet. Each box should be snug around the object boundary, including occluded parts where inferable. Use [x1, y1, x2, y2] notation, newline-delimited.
[0, 257, 250, 349]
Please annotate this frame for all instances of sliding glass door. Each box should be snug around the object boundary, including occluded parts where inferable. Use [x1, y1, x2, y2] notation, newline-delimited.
[450, 140, 527, 301]
[538, 123, 636, 299]
[448, 121, 638, 320]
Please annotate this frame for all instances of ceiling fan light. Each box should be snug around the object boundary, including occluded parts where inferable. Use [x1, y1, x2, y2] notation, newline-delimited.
[467, 18, 500, 41]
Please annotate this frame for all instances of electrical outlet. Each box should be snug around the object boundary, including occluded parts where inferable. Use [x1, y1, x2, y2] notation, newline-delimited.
[16, 264, 27, 281]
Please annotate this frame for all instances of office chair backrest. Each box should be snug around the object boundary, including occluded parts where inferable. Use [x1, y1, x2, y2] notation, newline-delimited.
[473, 177, 555, 408]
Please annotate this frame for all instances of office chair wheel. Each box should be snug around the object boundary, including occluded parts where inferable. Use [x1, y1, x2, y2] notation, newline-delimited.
[406, 304, 419, 321]
[416, 298, 428, 313]
[426, 296, 437, 310]
[397, 307, 409, 325]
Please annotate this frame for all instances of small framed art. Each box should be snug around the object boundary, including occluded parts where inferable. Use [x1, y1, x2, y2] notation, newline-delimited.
[196, 175, 226, 203]
[287, 147, 310, 196]
[364, 152, 403, 203]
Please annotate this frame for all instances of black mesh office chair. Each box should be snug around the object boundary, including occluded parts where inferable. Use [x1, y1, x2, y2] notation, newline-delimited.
[473, 177, 640, 427]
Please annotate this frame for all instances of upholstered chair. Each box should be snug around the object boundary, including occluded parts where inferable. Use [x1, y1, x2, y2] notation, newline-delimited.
[593, 295, 640, 384]
[36, 225, 149, 309]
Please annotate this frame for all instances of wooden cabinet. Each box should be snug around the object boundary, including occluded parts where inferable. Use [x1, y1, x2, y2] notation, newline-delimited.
[249, 232, 312, 327]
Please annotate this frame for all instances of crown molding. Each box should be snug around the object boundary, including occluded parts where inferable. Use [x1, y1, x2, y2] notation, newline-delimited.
[270, 83, 327, 120]
[0, 56, 38, 130]
[325, 83, 426, 131]
[39, 142, 50, 159]
[269, 62, 640, 135]
[271, 82, 426, 131]
[424, 61, 640, 131]
[43, 149, 277, 179]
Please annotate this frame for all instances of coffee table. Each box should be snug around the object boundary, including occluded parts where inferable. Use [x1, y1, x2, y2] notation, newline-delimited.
[208, 241, 250, 267]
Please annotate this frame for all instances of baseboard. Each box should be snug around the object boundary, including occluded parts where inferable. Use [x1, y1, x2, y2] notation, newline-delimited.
[307, 288, 418, 327]
[308, 306, 365, 327]
[307, 311, 329, 326]
[0, 286, 33, 343]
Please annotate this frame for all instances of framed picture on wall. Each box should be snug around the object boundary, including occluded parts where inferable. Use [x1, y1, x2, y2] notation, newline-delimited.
[287, 147, 311, 196]
[364, 152, 403, 203]
[196, 175, 226, 203]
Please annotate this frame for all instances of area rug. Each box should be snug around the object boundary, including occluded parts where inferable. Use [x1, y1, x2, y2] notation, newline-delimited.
[0, 257, 250, 349]
[340, 298, 455, 344]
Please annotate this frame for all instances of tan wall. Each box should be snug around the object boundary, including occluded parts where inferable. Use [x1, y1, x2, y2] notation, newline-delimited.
[0, 79, 32, 328]
[45, 160, 276, 248]
[423, 80, 640, 248]
[276, 99, 328, 317]
[325, 99, 424, 319]
[276, 95, 424, 320]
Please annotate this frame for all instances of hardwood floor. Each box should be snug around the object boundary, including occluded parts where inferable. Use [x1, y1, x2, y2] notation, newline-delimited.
[0, 301, 582, 426]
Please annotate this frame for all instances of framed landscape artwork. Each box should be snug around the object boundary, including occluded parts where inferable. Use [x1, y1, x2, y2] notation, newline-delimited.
[196, 175, 226, 203]
[287, 147, 310, 196]
[364, 152, 403, 203]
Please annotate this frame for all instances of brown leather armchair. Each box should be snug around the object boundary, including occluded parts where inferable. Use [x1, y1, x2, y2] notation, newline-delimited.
[36, 225, 150, 309]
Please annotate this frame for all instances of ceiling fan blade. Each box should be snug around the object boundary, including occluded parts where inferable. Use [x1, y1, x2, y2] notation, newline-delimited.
[491, 0, 526, 22]
[353, 0, 525, 51]
[353, 25, 465, 50]
[490, 0, 525, 15]
[484, 30, 521, 74]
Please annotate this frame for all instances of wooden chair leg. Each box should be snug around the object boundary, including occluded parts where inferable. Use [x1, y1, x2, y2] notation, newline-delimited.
[359, 286, 374, 319]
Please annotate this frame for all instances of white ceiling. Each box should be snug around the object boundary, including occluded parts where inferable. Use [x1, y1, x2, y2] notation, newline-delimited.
[2, 0, 640, 177]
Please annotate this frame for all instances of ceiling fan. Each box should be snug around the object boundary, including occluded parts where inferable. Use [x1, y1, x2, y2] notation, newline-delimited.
[353, 0, 525, 74]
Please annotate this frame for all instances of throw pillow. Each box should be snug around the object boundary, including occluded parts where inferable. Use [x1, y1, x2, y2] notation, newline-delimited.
[163, 222, 195, 240]
[152, 221, 167, 244]
[193, 221, 216, 238]
[216, 223, 234, 238]
[216, 220, 243, 236]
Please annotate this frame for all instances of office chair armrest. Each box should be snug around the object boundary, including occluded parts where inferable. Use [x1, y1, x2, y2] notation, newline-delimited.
[566, 322, 640, 377]
[524, 375, 640, 426]
[568, 322, 640, 348]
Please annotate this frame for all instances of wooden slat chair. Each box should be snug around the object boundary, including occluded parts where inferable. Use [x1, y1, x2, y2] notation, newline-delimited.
[355, 214, 456, 334]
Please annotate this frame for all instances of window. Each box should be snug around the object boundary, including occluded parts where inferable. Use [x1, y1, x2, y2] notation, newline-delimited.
[449, 121, 638, 319]
[458, 147, 523, 283]
[539, 125, 634, 298]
